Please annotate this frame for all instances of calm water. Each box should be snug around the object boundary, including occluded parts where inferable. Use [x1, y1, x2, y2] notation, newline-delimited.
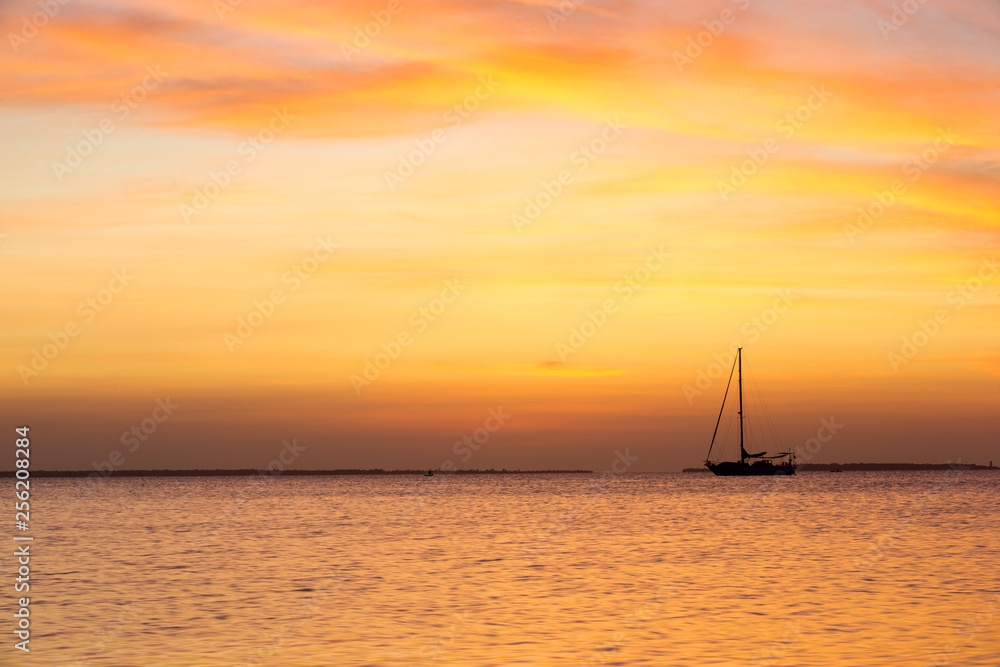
[9, 472, 1000, 666]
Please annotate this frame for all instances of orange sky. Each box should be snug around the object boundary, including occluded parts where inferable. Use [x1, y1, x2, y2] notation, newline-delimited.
[1, 0, 998, 471]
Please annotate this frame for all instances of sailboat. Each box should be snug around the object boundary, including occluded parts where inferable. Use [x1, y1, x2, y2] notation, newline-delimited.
[704, 347, 796, 476]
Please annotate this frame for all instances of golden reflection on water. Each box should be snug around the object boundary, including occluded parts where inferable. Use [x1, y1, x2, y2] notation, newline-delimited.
[14, 472, 1000, 666]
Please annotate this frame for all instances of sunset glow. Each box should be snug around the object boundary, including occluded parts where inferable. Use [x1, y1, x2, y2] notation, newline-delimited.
[2, 0, 998, 471]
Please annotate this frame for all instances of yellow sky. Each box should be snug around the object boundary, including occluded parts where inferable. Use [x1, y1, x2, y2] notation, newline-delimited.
[1, 0, 998, 470]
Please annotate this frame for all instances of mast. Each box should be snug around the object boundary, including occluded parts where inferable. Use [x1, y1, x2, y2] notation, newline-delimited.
[738, 347, 745, 463]
[706, 353, 739, 463]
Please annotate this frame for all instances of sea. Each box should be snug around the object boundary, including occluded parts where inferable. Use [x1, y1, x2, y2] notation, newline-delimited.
[6, 471, 999, 666]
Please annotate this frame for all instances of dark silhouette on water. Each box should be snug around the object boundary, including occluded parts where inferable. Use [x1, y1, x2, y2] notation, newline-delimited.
[3, 469, 593, 478]
[424, 469, 434, 476]
[684, 462, 998, 472]
[705, 347, 796, 476]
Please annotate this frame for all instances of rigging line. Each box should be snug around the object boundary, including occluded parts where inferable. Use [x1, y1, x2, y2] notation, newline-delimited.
[748, 372, 771, 450]
[748, 365, 783, 452]
[741, 360, 755, 449]
[748, 383, 762, 451]
[748, 369, 768, 452]
[749, 365, 784, 451]
[721, 404, 735, 459]
[705, 352, 739, 461]
[746, 367, 762, 449]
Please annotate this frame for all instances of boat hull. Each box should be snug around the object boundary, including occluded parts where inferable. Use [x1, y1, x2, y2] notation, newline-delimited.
[706, 461, 796, 476]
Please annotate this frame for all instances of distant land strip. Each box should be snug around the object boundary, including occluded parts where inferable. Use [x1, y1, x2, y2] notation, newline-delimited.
[0, 468, 593, 478]
[683, 463, 998, 472]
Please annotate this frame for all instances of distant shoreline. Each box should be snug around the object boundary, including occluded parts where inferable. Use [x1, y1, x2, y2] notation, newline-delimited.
[0, 468, 593, 478]
[683, 463, 998, 472]
[3, 465, 996, 477]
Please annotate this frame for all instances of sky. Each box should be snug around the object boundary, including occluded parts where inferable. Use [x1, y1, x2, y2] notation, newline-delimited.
[1, 0, 998, 472]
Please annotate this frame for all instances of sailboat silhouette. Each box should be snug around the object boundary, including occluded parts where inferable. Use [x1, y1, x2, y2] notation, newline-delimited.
[704, 347, 796, 476]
